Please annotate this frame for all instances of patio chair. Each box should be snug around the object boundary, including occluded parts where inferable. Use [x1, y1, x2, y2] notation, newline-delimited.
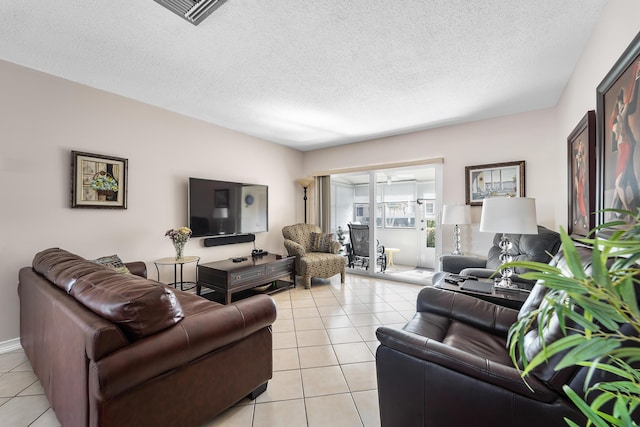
[347, 223, 387, 272]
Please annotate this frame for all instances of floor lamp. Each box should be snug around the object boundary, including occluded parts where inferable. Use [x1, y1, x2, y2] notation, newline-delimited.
[442, 204, 471, 255]
[479, 197, 538, 289]
[296, 177, 314, 223]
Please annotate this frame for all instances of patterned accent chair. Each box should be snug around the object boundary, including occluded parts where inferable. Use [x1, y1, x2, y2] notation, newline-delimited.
[282, 223, 346, 289]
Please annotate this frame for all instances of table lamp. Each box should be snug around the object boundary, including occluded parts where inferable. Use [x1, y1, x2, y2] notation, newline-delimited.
[442, 204, 471, 255]
[479, 197, 538, 289]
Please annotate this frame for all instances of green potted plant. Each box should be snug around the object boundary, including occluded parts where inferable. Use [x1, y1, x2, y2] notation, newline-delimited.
[506, 209, 640, 427]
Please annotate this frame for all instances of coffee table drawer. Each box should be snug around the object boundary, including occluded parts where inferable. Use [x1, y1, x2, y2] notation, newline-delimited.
[230, 266, 265, 287]
[267, 258, 295, 276]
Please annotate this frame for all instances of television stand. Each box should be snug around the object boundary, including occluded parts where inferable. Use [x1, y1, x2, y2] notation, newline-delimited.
[197, 254, 295, 304]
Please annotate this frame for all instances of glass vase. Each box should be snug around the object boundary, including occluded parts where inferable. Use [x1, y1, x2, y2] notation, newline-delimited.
[173, 240, 185, 260]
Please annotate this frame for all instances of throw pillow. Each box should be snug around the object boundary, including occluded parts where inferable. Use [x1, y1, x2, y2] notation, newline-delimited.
[310, 232, 334, 253]
[91, 254, 131, 274]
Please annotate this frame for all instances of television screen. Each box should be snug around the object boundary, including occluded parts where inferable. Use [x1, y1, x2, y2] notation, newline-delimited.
[188, 178, 268, 237]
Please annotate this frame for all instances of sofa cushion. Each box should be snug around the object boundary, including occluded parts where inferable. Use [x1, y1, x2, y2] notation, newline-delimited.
[70, 273, 184, 340]
[32, 248, 184, 340]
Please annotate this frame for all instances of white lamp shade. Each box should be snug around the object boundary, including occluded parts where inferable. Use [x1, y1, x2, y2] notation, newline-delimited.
[213, 208, 229, 219]
[442, 204, 471, 225]
[296, 177, 315, 188]
[479, 197, 538, 234]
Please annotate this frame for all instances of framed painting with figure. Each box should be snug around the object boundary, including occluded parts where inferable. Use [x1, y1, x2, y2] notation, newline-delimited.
[567, 111, 596, 238]
[465, 161, 525, 206]
[71, 151, 128, 209]
[597, 31, 640, 227]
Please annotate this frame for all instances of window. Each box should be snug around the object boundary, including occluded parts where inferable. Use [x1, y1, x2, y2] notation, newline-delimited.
[383, 202, 415, 228]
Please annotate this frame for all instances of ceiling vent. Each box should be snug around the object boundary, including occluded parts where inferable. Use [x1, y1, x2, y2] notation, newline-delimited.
[154, 0, 228, 26]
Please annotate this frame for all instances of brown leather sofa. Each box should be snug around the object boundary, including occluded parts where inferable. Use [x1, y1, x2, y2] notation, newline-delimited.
[18, 248, 277, 427]
[376, 245, 638, 426]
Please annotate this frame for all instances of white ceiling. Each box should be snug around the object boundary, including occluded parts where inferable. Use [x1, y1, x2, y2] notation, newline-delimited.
[0, 1, 606, 151]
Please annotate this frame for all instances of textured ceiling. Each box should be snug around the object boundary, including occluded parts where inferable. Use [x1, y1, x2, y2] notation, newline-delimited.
[0, 1, 606, 151]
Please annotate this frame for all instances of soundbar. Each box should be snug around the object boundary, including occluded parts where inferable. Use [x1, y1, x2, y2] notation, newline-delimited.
[203, 233, 255, 247]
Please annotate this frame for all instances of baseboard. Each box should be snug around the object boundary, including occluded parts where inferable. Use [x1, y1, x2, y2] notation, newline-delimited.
[0, 338, 22, 354]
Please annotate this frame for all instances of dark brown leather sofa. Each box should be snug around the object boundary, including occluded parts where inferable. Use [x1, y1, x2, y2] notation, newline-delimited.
[18, 248, 277, 427]
[376, 245, 639, 426]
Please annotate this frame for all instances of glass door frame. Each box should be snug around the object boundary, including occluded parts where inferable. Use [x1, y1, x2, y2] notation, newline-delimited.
[327, 159, 443, 281]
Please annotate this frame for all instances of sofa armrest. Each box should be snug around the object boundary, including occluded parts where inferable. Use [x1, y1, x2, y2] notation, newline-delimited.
[125, 261, 147, 278]
[92, 294, 277, 400]
[458, 267, 495, 279]
[284, 239, 305, 257]
[440, 255, 486, 274]
[376, 326, 557, 402]
[417, 287, 518, 336]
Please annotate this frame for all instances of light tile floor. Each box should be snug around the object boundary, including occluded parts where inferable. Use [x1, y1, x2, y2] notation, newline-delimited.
[0, 273, 426, 427]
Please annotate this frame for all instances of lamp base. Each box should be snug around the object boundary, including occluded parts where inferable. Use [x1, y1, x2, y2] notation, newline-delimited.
[493, 277, 519, 290]
[494, 234, 518, 289]
[451, 224, 462, 255]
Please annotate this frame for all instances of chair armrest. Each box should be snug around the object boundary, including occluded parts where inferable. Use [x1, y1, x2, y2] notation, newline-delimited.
[376, 326, 557, 402]
[459, 267, 496, 279]
[329, 240, 341, 254]
[440, 255, 486, 274]
[284, 239, 306, 257]
[417, 287, 518, 336]
[93, 294, 277, 400]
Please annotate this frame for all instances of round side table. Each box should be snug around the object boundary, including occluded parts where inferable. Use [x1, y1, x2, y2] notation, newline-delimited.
[385, 248, 400, 268]
[154, 256, 200, 291]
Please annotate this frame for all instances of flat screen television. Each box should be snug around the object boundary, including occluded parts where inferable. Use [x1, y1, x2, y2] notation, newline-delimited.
[188, 177, 268, 238]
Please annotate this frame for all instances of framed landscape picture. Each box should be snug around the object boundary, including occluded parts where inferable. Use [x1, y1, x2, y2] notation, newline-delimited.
[596, 31, 640, 227]
[465, 161, 525, 206]
[567, 111, 596, 238]
[71, 151, 128, 209]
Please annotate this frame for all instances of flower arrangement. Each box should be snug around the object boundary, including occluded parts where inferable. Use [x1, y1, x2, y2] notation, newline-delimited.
[91, 171, 119, 192]
[165, 227, 192, 260]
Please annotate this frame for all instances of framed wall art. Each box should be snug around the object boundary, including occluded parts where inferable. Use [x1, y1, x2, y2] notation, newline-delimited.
[596, 31, 640, 227]
[567, 110, 596, 238]
[71, 151, 128, 209]
[465, 161, 525, 206]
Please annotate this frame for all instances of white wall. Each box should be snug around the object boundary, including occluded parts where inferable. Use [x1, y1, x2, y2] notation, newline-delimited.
[554, 0, 640, 227]
[0, 60, 304, 342]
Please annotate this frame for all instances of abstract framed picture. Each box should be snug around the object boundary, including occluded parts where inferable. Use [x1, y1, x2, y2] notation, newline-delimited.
[567, 111, 596, 238]
[596, 31, 640, 227]
[71, 151, 128, 209]
[465, 161, 525, 206]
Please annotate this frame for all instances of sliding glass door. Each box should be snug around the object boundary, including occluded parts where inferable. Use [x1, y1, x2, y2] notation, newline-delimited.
[330, 162, 442, 281]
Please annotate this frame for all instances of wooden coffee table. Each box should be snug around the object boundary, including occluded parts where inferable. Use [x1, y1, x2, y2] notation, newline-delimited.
[197, 254, 295, 304]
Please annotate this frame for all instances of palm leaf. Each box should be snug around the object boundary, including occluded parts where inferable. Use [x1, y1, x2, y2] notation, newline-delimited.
[506, 210, 640, 425]
[556, 339, 621, 370]
[563, 386, 610, 427]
